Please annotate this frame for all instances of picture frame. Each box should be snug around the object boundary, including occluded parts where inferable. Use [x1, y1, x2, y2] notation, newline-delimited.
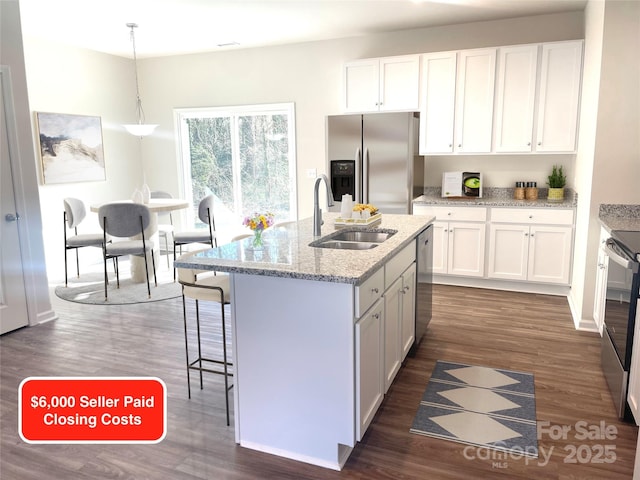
[35, 112, 106, 184]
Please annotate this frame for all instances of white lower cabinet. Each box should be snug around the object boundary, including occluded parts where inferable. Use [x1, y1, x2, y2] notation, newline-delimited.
[593, 238, 609, 335]
[383, 262, 416, 393]
[415, 206, 487, 278]
[356, 240, 417, 439]
[383, 276, 402, 393]
[400, 263, 417, 359]
[628, 299, 640, 425]
[487, 208, 573, 285]
[415, 205, 575, 289]
[488, 224, 572, 284]
[355, 297, 384, 440]
[433, 221, 486, 277]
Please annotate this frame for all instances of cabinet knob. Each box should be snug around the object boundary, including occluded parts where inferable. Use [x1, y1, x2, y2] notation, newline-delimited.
[373, 313, 380, 319]
[402, 286, 410, 293]
[525, 233, 529, 237]
[527, 142, 531, 146]
[530, 233, 535, 237]
[458, 144, 462, 148]
[448, 144, 452, 148]
[529, 215, 533, 219]
[538, 142, 542, 146]
[447, 212, 452, 216]
[371, 287, 379, 294]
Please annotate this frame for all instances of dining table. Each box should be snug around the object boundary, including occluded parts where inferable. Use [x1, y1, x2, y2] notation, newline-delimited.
[91, 198, 190, 282]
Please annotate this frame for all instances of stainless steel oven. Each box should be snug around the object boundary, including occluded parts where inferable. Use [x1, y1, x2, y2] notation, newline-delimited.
[601, 231, 640, 421]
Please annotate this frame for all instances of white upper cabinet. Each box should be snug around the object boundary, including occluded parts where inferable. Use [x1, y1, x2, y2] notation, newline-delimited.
[419, 48, 496, 154]
[343, 59, 379, 113]
[347, 40, 583, 153]
[344, 55, 420, 113]
[493, 45, 538, 152]
[455, 48, 497, 153]
[535, 40, 583, 152]
[419, 52, 457, 154]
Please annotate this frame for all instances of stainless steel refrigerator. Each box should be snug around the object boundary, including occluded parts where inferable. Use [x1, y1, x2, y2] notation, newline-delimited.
[326, 112, 424, 214]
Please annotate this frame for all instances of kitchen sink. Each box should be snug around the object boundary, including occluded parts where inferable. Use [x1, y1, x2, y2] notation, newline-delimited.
[310, 228, 396, 250]
[313, 240, 379, 250]
[330, 231, 394, 243]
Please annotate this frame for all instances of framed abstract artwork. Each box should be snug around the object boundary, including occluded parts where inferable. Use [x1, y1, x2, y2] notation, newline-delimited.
[35, 112, 106, 184]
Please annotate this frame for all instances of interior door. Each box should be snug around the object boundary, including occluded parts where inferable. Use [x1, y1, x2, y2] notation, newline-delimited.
[0, 67, 29, 334]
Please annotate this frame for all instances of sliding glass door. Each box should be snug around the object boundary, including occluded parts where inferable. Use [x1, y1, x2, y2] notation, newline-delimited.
[176, 103, 297, 242]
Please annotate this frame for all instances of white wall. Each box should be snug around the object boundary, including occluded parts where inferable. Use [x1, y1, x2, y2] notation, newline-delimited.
[22, 10, 584, 282]
[571, 0, 640, 330]
[570, 0, 605, 330]
[22, 38, 146, 279]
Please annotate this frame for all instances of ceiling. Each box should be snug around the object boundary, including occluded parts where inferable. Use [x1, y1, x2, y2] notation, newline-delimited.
[18, 0, 588, 59]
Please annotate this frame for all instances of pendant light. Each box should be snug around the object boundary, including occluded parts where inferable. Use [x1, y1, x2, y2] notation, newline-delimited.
[123, 23, 157, 137]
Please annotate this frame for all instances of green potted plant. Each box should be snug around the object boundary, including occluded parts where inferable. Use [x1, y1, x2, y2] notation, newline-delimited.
[547, 165, 566, 201]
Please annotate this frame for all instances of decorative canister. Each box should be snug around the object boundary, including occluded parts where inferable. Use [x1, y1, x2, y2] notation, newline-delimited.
[525, 182, 538, 200]
[514, 182, 525, 200]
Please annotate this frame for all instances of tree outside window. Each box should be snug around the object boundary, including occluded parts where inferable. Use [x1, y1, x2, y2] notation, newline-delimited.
[176, 103, 297, 243]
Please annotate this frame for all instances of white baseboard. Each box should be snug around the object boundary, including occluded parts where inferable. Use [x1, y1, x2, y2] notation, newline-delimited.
[433, 275, 570, 296]
[35, 309, 58, 325]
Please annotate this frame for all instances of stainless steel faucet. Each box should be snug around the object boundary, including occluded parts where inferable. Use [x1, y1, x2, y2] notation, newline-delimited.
[313, 174, 334, 237]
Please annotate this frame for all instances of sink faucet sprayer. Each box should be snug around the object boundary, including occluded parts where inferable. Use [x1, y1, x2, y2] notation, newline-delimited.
[313, 174, 334, 237]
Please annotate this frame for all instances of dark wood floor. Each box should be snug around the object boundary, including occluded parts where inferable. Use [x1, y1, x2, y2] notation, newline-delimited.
[1, 284, 637, 479]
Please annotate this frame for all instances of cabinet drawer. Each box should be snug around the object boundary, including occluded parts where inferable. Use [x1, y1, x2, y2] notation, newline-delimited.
[385, 242, 416, 290]
[414, 205, 487, 222]
[490, 208, 573, 225]
[356, 267, 384, 318]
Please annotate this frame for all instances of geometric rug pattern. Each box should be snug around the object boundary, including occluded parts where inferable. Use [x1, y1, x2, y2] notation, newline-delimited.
[410, 360, 538, 458]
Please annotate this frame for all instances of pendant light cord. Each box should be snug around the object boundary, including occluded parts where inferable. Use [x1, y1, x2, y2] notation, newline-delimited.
[128, 23, 146, 125]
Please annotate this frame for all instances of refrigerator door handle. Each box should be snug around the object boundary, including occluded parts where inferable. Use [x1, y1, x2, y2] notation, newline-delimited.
[355, 147, 362, 204]
[363, 148, 369, 204]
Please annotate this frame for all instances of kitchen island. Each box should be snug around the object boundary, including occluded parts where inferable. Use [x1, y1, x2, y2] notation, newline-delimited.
[174, 213, 433, 470]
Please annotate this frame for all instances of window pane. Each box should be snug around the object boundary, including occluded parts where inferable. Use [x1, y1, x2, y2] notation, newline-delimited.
[238, 114, 290, 219]
[178, 104, 296, 244]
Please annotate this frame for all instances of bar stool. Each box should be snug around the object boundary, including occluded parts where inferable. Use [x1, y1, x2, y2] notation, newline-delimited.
[177, 249, 233, 426]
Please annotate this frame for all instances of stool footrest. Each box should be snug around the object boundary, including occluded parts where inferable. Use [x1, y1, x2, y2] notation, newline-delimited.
[189, 357, 233, 378]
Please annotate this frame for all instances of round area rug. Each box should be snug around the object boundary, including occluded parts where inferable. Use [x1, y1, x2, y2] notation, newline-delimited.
[55, 271, 181, 305]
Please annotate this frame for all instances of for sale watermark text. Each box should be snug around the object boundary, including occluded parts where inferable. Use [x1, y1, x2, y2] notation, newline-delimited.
[462, 420, 618, 468]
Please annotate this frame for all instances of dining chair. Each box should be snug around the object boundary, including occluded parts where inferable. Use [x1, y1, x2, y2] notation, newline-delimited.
[177, 248, 233, 425]
[150, 190, 174, 268]
[173, 194, 217, 280]
[98, 202, 157, 300]
[63, 197, 105, 287]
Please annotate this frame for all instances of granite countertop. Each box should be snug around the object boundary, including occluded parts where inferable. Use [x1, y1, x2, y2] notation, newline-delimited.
[414, 187, 577, 208]
[599, 204, 640, 232]
[174, 213, 434, 285]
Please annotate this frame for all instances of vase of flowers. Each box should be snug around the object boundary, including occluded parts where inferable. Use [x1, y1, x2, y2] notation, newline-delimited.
[243, 212, 275, 248]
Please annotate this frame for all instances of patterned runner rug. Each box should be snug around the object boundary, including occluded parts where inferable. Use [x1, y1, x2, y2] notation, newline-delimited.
[410, 360, 538, 458]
